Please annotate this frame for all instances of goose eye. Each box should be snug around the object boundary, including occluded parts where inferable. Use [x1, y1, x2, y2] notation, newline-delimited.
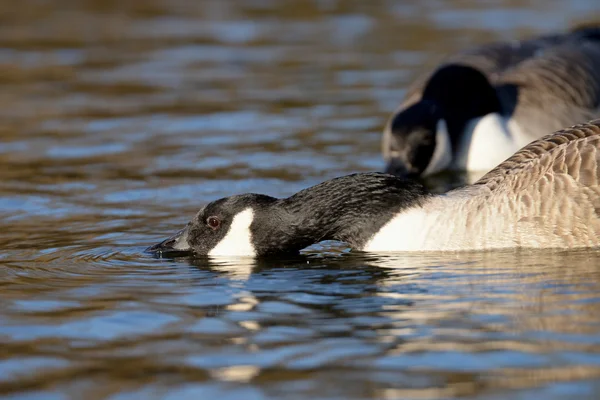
[207, 216, 221, 229]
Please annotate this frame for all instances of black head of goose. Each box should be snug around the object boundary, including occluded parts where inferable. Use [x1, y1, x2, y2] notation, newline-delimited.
[384, 64, 502, 177]
[149, 120, 600, 257]
[383, 26, 600, 178]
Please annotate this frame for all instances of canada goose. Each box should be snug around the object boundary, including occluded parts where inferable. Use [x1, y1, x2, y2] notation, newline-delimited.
[383, 25, 600, 178]
[149, 120, 600, 257]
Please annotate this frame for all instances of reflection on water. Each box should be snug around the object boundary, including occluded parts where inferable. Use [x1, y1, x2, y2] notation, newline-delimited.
[1, 0, 600, 398]
[3, 249, 600, 398]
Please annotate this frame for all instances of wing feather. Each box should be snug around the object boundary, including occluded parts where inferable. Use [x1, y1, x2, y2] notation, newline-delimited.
[456, 120, 600, 248]
[474, 120, 600, 192]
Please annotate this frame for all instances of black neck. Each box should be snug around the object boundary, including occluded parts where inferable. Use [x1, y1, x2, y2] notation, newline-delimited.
[423, 64, 503, 151]
[251, 173, 431, 255]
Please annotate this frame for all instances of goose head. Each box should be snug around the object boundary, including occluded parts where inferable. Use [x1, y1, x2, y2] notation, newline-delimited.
[148, 194, 279, 257]
[383, 64, 503, 178]
[147, 173, 430, 257]
[383, 100, 446, 177]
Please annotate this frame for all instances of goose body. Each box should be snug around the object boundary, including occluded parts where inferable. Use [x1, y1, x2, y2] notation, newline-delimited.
[149, 121, 600, 257]
[383, 26, 600, 177]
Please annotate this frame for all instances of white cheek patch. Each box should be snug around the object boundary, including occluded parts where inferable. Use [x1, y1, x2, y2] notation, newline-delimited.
[208, 208, 256, 257]
[422, 119, 453, 176]
[455, 113, 526, 172]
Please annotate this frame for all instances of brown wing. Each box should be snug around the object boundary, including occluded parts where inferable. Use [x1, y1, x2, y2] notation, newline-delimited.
[474, 120, 600, 193]
[447, 120, 600, 249]
[495, 42, 600, 137]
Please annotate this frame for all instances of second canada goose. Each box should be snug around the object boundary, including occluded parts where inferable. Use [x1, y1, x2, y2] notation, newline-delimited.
[383, 25, 600, 178]
[149, 120, 600, 257]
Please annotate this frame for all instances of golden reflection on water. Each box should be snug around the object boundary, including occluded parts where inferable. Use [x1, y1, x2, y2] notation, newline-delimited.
[1, 0, 600, 398]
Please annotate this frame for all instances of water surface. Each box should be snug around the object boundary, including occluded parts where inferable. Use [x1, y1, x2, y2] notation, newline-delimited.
[1, 1, 600, 398]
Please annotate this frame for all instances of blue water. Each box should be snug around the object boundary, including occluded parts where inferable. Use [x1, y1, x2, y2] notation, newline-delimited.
[1, 1, 600, 399]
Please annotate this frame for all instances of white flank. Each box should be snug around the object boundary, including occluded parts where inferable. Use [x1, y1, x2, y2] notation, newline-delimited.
[422, 119, 453, 176]
[208, 208, 256, 256]
[363, 193, 533, 253]
[363, 205, 445, 252]
[455, 113, 529, 172]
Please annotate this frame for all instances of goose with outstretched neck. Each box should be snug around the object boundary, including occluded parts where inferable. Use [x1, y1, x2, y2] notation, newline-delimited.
[148, 120, 600, 257]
